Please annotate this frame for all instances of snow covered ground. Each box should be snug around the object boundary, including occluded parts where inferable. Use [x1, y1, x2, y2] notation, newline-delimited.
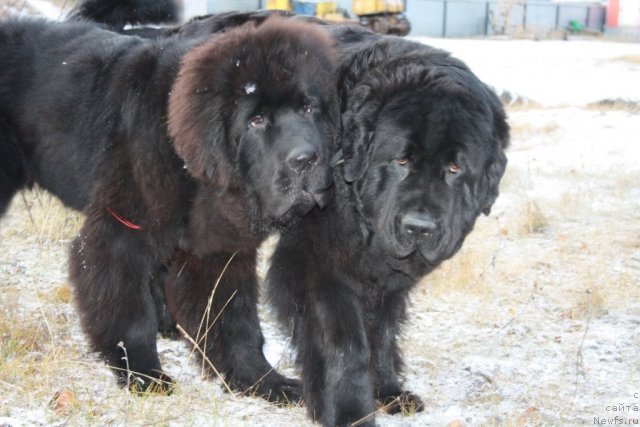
[0, 4, 639, 426]
[0, 0, 63, 19]
[412, 36, 640, 107]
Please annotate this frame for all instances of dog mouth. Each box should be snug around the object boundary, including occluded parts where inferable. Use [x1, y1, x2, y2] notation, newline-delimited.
[308, 183, 331, 209]
[385, 214, 445, 262]
[268, 171, 331, 223]
[392, 237, 441, 261]
[275, 186, 330, 218]
[268, 190, 318, 227]
[415, 240, 445, 264]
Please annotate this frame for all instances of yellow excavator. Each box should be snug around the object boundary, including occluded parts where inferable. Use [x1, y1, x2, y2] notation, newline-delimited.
[266, 0, 411, 36]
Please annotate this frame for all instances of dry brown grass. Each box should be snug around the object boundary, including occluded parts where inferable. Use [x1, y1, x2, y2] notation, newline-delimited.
[3, 188, 82, 243]
[519, 199, 548, 235]
[0, 289, 88, 425]
[503, 98, 544, 112]
[586, 98, 640, 113]
[0, 296, 50, 367]
[418, 196, 550, 301]
[555, 227, 640, 315]
[418, 214, 506, 299]
[508, 120, 559, 140]
[613, 54, 640, 65]
[0, 293, 234, 425]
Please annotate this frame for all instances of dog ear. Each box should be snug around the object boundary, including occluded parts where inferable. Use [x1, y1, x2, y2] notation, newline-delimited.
[167, 35, 240, 187]
[168, 92, 231, 186]
[481, 148, 507, 215]
[342, 127, 373, 183]
[338, 44, 391, 184]
[481, 110, 509, 215]
[341, 83, 390, 182]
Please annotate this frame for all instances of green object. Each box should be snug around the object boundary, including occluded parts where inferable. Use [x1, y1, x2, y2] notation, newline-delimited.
[569, 20, 584, 33]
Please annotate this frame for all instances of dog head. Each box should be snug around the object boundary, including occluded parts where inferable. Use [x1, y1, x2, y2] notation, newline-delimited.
[168, 17, 339, 225]
[341, 43, 509, 265]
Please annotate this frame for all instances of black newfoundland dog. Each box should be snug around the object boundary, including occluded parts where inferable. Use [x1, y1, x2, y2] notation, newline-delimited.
[0, 16, 339, 400]
[265, 27, 509, 426]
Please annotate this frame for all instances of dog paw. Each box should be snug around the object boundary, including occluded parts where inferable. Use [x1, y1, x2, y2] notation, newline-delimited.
[228, 372, 302, 405]
[379, 391, 425, 415]
[118, 370, 175, 395]
[266, 377, 302, 405]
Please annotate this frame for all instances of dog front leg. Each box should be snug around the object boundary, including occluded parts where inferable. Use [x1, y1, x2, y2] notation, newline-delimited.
[166, 250, 300, 403]
[300, 281, 377, 427]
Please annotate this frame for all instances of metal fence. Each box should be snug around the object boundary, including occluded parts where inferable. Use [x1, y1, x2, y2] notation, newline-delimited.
[206, 0, 606, 38]
[405, 0, 606, 37]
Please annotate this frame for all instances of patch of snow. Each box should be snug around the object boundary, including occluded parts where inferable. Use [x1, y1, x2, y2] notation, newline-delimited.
[410, 37, 640, 106]
[244, 82, 257, 94]
[25, 0, 62, 20]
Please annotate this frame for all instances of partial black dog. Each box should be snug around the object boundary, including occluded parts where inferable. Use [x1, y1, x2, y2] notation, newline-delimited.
[0, 17, 338, 400]
[0, 0, 189, 337]
[68, 0, 181, 30]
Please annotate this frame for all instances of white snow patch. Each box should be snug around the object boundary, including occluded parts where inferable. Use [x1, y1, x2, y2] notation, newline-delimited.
[25, 0, 62, 20]
[244, 82, 257, 94]
[410, 37, 640, 106]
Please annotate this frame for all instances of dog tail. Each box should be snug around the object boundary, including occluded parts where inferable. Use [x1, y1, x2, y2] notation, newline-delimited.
[67, 0, 181, 29]
[0, 116, 31, 217]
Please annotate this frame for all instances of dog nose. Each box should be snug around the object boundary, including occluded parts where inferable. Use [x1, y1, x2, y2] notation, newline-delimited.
[401, 211, 437, 236]
[287, 146, 318, 173]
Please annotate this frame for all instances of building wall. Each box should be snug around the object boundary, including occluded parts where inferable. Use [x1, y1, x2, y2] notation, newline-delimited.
[407, 1, 490, 37]
[195, 0, 607, 37]
[606, 0, 640, 40]
[207, 0, 261, 13]
[405, 0, 605, 36]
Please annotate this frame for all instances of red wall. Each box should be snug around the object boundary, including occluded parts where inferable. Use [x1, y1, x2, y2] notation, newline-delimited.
[607, 0, 619, 27]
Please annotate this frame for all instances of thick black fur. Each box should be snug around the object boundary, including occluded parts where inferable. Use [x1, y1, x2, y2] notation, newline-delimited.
[265, 27, 509, 426]
[0, 116, 27, 216]
[68, 0, 181, 30]
[0, 17, 339, 400]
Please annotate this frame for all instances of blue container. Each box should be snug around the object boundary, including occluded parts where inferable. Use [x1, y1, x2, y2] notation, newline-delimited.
[292, 1, 317, 16]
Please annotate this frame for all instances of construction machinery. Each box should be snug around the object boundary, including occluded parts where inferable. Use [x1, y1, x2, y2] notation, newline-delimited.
[266, 0, 411, 36]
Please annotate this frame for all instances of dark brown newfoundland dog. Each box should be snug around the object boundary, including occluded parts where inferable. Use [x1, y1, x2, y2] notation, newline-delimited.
[0, 17, 339, 400]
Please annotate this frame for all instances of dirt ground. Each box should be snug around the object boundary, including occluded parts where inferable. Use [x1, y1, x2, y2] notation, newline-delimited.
[1, 4, 639, 425]
[1, 106, 639, 427]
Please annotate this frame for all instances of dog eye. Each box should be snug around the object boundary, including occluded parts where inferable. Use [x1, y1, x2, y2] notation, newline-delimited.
[396, 158, 409, 166]
[302, 104, 313, 114]
[448, 162, 460, 174]
[249, 115, 265, 128]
